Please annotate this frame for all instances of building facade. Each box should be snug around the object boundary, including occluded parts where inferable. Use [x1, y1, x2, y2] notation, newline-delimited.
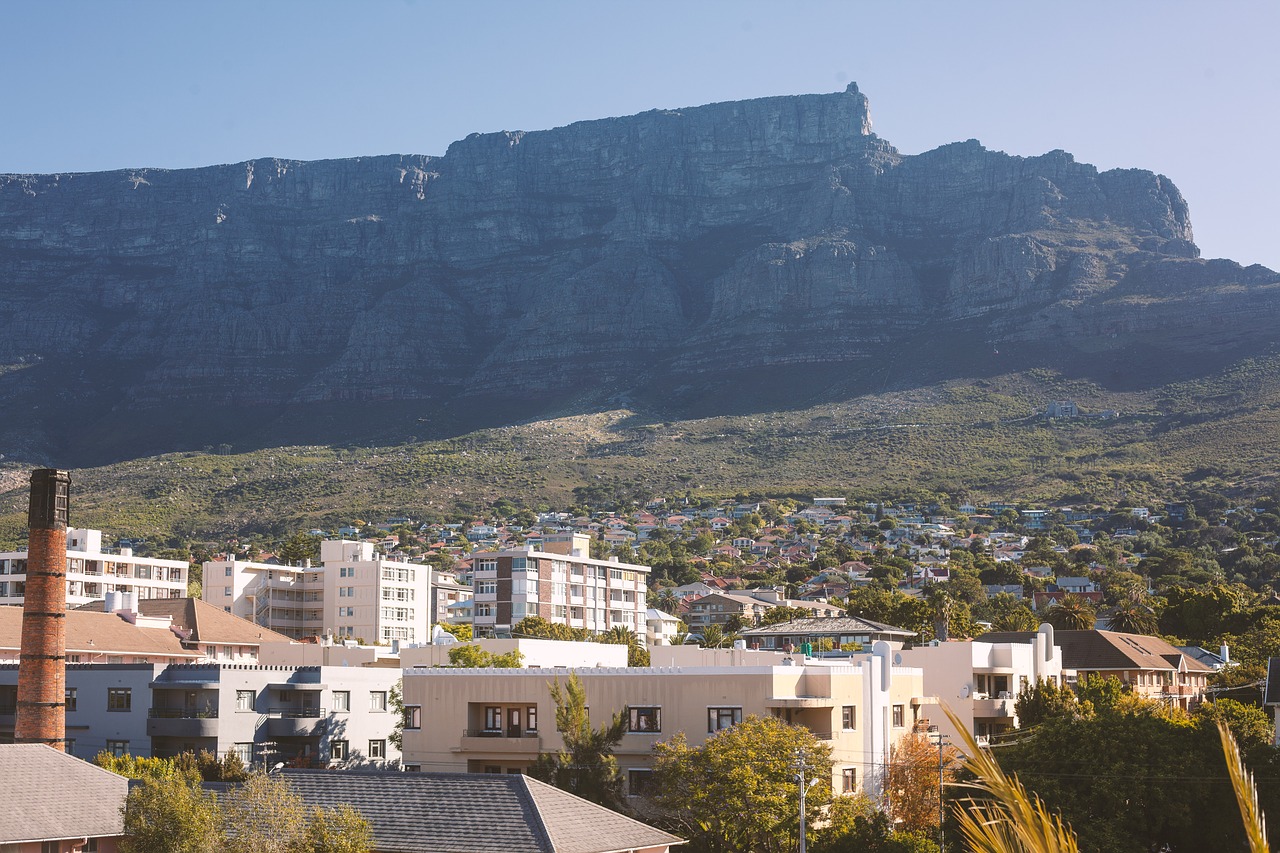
[401, 642, 925, 798]
[0, 528, 188, 608]
[469, 534, 649, 638]
[895, 624, 1065, 745]
[204, 539, 435, 644]
[0, 662, 401, 768]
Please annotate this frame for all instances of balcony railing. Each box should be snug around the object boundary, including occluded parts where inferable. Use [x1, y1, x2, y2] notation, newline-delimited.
[463, 728, 539, 739]
[271, 707, 326, 718]
[149, 708, 219, 719]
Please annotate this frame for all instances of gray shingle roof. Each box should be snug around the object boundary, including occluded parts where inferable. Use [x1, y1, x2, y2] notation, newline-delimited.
[740, 616, 916, 638]
[0, 744, 127, 843]
[980, 629, 1214, 673]
[278, 770, 683, 853]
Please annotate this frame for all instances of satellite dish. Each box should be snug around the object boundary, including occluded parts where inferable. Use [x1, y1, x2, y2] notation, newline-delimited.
[960, 684, 971, 699]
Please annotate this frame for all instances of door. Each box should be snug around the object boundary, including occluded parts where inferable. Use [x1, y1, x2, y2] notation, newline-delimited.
[507, 708, 522, 738]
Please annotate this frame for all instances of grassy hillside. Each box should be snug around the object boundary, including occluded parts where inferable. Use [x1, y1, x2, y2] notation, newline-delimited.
[4, 358, 1280, 548]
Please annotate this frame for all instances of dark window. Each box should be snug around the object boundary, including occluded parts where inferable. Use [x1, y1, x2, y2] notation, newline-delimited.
[708, 707, 742, 733]
[892, 705, 904, 727]
[405, 705, 422, 730]
[628, 768, 653, 796]
[331, 740, 349, 760]
[841, 705, 855, 730]
[843, 767, 857, 793]
[65, 687, 77, 712]
[107, 688, 131, 712]
[629, 706, 662, 733]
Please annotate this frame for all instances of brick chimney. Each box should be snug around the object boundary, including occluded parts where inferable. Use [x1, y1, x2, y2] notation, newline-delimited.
[14, 469, 71, 749]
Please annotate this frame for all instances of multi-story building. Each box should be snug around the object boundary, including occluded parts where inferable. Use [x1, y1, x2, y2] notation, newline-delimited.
[400, 642, 925, 798]
[0, 527, 188, 608]
[204, 539, 433, 645]
[468, 534, 649, 638]
[0, 662, 401, 768]
[681, 590, 843, 631]
[982, 627, 1212, 711]
[895, 624, 1065, 745]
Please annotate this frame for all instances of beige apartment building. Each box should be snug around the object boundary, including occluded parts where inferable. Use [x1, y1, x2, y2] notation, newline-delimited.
[400, 643, 925, 798]
[469, 533, 649, 638]
[204, 539, 432, 644]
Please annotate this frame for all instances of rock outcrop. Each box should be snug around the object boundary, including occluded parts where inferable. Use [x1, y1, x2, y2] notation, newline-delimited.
[0, 83, 1275, 463]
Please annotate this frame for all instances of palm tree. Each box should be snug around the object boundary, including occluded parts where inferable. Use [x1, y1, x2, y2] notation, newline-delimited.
[599, 625, 637, 646]
[1046, 593, 1097, 631]
[1107, 599, 1158, 635]
[655, 588, 679, 614]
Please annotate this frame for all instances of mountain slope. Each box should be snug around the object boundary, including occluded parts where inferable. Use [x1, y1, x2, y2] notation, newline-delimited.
[0, 84, 1276, 467]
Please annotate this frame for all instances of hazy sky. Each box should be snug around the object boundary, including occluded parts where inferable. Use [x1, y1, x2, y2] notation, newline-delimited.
[3, 0, 1277, 269]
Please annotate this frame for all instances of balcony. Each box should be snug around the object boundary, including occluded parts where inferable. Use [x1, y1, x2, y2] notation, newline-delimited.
[147, 708, 220, 738]
[459, 729, 542, 753]
[266, 708, 327, 738]
[972, 696, 1015, 719]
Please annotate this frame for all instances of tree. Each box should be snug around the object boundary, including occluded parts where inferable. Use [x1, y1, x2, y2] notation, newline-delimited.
[1013, 677, 1080, 727]
[1044, 593, 1096, 630]
[120, 775, 222, 853]
[1107, 599, 1158, 635]
[528, 673, 627, 810]
[886, 730, 959, 839]
[388, 679, 405, 751]
[1195, 698, 1275, 753]
[760, 605, 812, 626]
[813, 794, 937, 853]
[218, 773, 311, 853]
[648, 715, 832, 853]
[305, 804, 375, 853]
[276, 532, 321, 566]
[447, 644, 525, 668]
[436, 622, 472, 641]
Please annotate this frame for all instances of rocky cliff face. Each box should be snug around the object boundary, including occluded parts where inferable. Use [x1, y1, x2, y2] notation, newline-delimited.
[0, 84, 1275, 464]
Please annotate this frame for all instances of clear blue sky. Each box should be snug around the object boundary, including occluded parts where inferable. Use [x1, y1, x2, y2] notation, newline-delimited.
[3, 0, 1277, 269]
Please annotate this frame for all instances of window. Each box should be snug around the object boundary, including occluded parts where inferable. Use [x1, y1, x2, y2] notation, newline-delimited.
[629, 706, 662, 733]
[477, 580, 497, 595]
[842, 705, 856, 730]
[225, 566, 233, 576]
[107, 688, 131, 711]
[65, 687, 77, 712]
[64, 738, 75, 756]
[333, 690, 350, 712]
[236, 690, 254, 711]
[628, 768, 653, 796]
[405, 705, 422, 730]
[107, 739, 129, 757]
[224, 587, 232, 596]
[892, 705, 904, 728]
[370, 691, 388, 712]
[526, 706, 538, 732]
[368, 739, 387, 759]
[331, 740, 349, 760]
[485, 707, 503, 731]
[234, 743, 253, 763]
[708, 707, 742, 733]
[842, 767, 857, 793]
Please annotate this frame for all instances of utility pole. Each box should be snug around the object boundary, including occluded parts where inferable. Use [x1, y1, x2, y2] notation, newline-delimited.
[928, 726, 951, 852]
[793, 748, 816, 853]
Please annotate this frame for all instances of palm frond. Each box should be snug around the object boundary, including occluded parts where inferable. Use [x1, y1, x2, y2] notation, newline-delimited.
[942, 703, 1080, 853]
[1218, 720, 1270, 853]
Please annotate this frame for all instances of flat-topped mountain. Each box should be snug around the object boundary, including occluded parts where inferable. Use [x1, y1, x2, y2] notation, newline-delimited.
[1, 84, 1276, 466]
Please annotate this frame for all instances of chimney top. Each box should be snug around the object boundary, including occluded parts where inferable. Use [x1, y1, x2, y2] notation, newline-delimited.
[28, 469, 71, 531]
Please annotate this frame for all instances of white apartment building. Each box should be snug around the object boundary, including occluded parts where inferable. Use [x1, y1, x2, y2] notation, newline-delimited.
[203, 539, 432, 645]
[894, 623, 1065, 745]
[469, 534, 649, 638]
[401, 641, 925, 798]
[0, 528, 188, 608]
